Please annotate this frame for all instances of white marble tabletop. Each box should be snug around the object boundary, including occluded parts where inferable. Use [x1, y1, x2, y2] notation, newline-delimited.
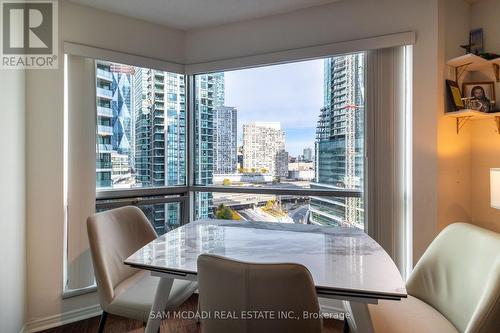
[125, 220, 407, 300]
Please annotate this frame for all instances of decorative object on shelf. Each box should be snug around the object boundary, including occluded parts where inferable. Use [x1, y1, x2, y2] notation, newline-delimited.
[470, 28, 484, 55]
[446, 80, 464, 111]
[460, 44, 472, 54]
[462, 97, 483, 111]
[478, 52, 500, 61]
[462, 81, 496, 112]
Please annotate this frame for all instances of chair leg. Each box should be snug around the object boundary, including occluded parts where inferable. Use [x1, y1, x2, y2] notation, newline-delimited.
[196, 296, 201, 324]
[343, 318, 350, 333]
[98, 311, 108, 333]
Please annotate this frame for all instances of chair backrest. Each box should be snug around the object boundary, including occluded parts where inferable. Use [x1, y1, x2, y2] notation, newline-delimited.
[87, 206, 157, 307]
[197, 254, 322, 333]
[406, 223, 500, 333]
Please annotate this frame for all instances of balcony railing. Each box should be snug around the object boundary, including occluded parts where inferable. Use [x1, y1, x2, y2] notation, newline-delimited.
[97, 106, 113, 118]
[96, 87, 113, 99]
[97, 125, 113, 136]
[96, 69, 113, 81]
[97, 144, 113, 152]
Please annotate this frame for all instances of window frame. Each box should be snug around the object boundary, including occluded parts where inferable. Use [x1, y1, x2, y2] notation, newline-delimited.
[94, 56, 367, 227]
[64, 33, 415, 297]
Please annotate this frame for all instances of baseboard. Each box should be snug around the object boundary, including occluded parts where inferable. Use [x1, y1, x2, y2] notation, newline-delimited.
[23, 304, 102, 333]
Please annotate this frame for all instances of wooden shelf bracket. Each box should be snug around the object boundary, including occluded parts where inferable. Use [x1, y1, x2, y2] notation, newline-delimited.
[455, 116, 472, 134]
[455, 63, 472, 82]
[455, 115, 500, 134]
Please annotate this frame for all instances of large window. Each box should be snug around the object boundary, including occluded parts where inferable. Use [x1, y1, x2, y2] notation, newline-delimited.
[94, 54, 365, 238]
[95, 61, 186, 190]
[193, 54, 365, 229]
[67, 44, 413, 295]
[95, 61, 187, 234]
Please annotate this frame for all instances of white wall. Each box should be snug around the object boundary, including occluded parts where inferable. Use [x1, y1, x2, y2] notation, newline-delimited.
[187, 0, 441, 267]
[0, 70, 26, 332]
[437, 0, 472, 230]
[436, 0, 500, 234]
[25, 0, 186, 326]
[470, 0, 500, 52]
[59, 1, 185, 63]
[468, 0, 500, 233]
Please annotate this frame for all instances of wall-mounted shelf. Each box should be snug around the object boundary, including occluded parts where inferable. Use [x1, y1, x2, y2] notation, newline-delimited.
[445, 109, 500, 134]
[446, 54, 500, 82]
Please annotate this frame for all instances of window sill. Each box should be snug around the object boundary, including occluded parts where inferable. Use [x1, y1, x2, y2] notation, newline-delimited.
[62, 284, 97, 299]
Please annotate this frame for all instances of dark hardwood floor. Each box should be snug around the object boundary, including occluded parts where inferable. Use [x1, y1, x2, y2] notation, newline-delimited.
[40, 295, 344, 333]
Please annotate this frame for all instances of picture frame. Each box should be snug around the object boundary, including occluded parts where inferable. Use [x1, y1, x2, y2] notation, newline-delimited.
[445, 80, 464, 112]
[462, 81, 496, 112]
[469, 28, 484, 55]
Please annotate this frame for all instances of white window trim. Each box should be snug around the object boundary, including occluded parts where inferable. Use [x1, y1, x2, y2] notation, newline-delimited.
[184, 31, 415, 74]
[63, 31, 415, 296]
[63, 42, 185, 74]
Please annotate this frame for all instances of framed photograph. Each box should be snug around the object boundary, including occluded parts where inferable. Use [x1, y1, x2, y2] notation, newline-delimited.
[445, 80, 464, 111]
[462, 81, 496, 112]
[470, 28, 484, 55]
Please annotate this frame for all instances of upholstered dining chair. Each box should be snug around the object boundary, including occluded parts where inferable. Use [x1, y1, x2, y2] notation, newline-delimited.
[363, 223, 500, 333]
[87, 206, 198, 333]
[197, 254, 323, 333]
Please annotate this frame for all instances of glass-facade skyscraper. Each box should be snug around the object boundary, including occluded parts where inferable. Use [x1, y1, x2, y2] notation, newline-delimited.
[96, 62, 223, 229]
[194, 73, 225, 218]
[311, 53, 365, 229]
[96, 61, 135, 188]
[133, 68, 186, 233]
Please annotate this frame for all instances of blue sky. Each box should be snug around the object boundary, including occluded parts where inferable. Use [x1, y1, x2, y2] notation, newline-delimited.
[224, 59, 324, 157]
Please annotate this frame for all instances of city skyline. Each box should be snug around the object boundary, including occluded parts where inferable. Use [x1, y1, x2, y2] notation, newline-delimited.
[94, 54, 365, 231]
[224, 59, 323, 156]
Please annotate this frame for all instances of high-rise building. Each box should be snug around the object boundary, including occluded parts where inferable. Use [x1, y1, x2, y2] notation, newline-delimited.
[110, 64, 134, 167]
[95, 62, 116, 188]
[302, 147, 313, 162]
[311, 54, 365, 229]
[133, 67, 186, 233]
[194, 73, 225, 218]
[242, 122, 288, 179]
[96, 61, 136, 188]
[214, 106, 237, 174]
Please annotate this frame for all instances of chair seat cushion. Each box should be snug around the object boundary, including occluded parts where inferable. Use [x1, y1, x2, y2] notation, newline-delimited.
[106, 271, 198, 323]
[367, 295, 459, 333]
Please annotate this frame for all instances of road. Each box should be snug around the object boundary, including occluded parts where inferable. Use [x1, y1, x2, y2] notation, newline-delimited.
[288, 205, 309, 224]
[238, 207, 294, 223]
[238, 208, 269, 222]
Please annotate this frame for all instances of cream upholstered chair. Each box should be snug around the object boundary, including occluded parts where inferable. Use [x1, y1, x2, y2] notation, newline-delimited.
[197, 254, 323, 333]
[87, 206, 198, 332]
[366, 223, 500, 333]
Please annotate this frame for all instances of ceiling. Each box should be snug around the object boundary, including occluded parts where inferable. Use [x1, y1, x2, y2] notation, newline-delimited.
[69, 0, 342, 31]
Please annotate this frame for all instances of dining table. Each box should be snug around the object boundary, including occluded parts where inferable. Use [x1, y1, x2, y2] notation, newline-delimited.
[125, 219, 407, 333]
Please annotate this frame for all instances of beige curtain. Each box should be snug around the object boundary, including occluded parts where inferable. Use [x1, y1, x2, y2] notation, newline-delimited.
[366, 46, 412, 278]
[65, 55, 97, 291]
